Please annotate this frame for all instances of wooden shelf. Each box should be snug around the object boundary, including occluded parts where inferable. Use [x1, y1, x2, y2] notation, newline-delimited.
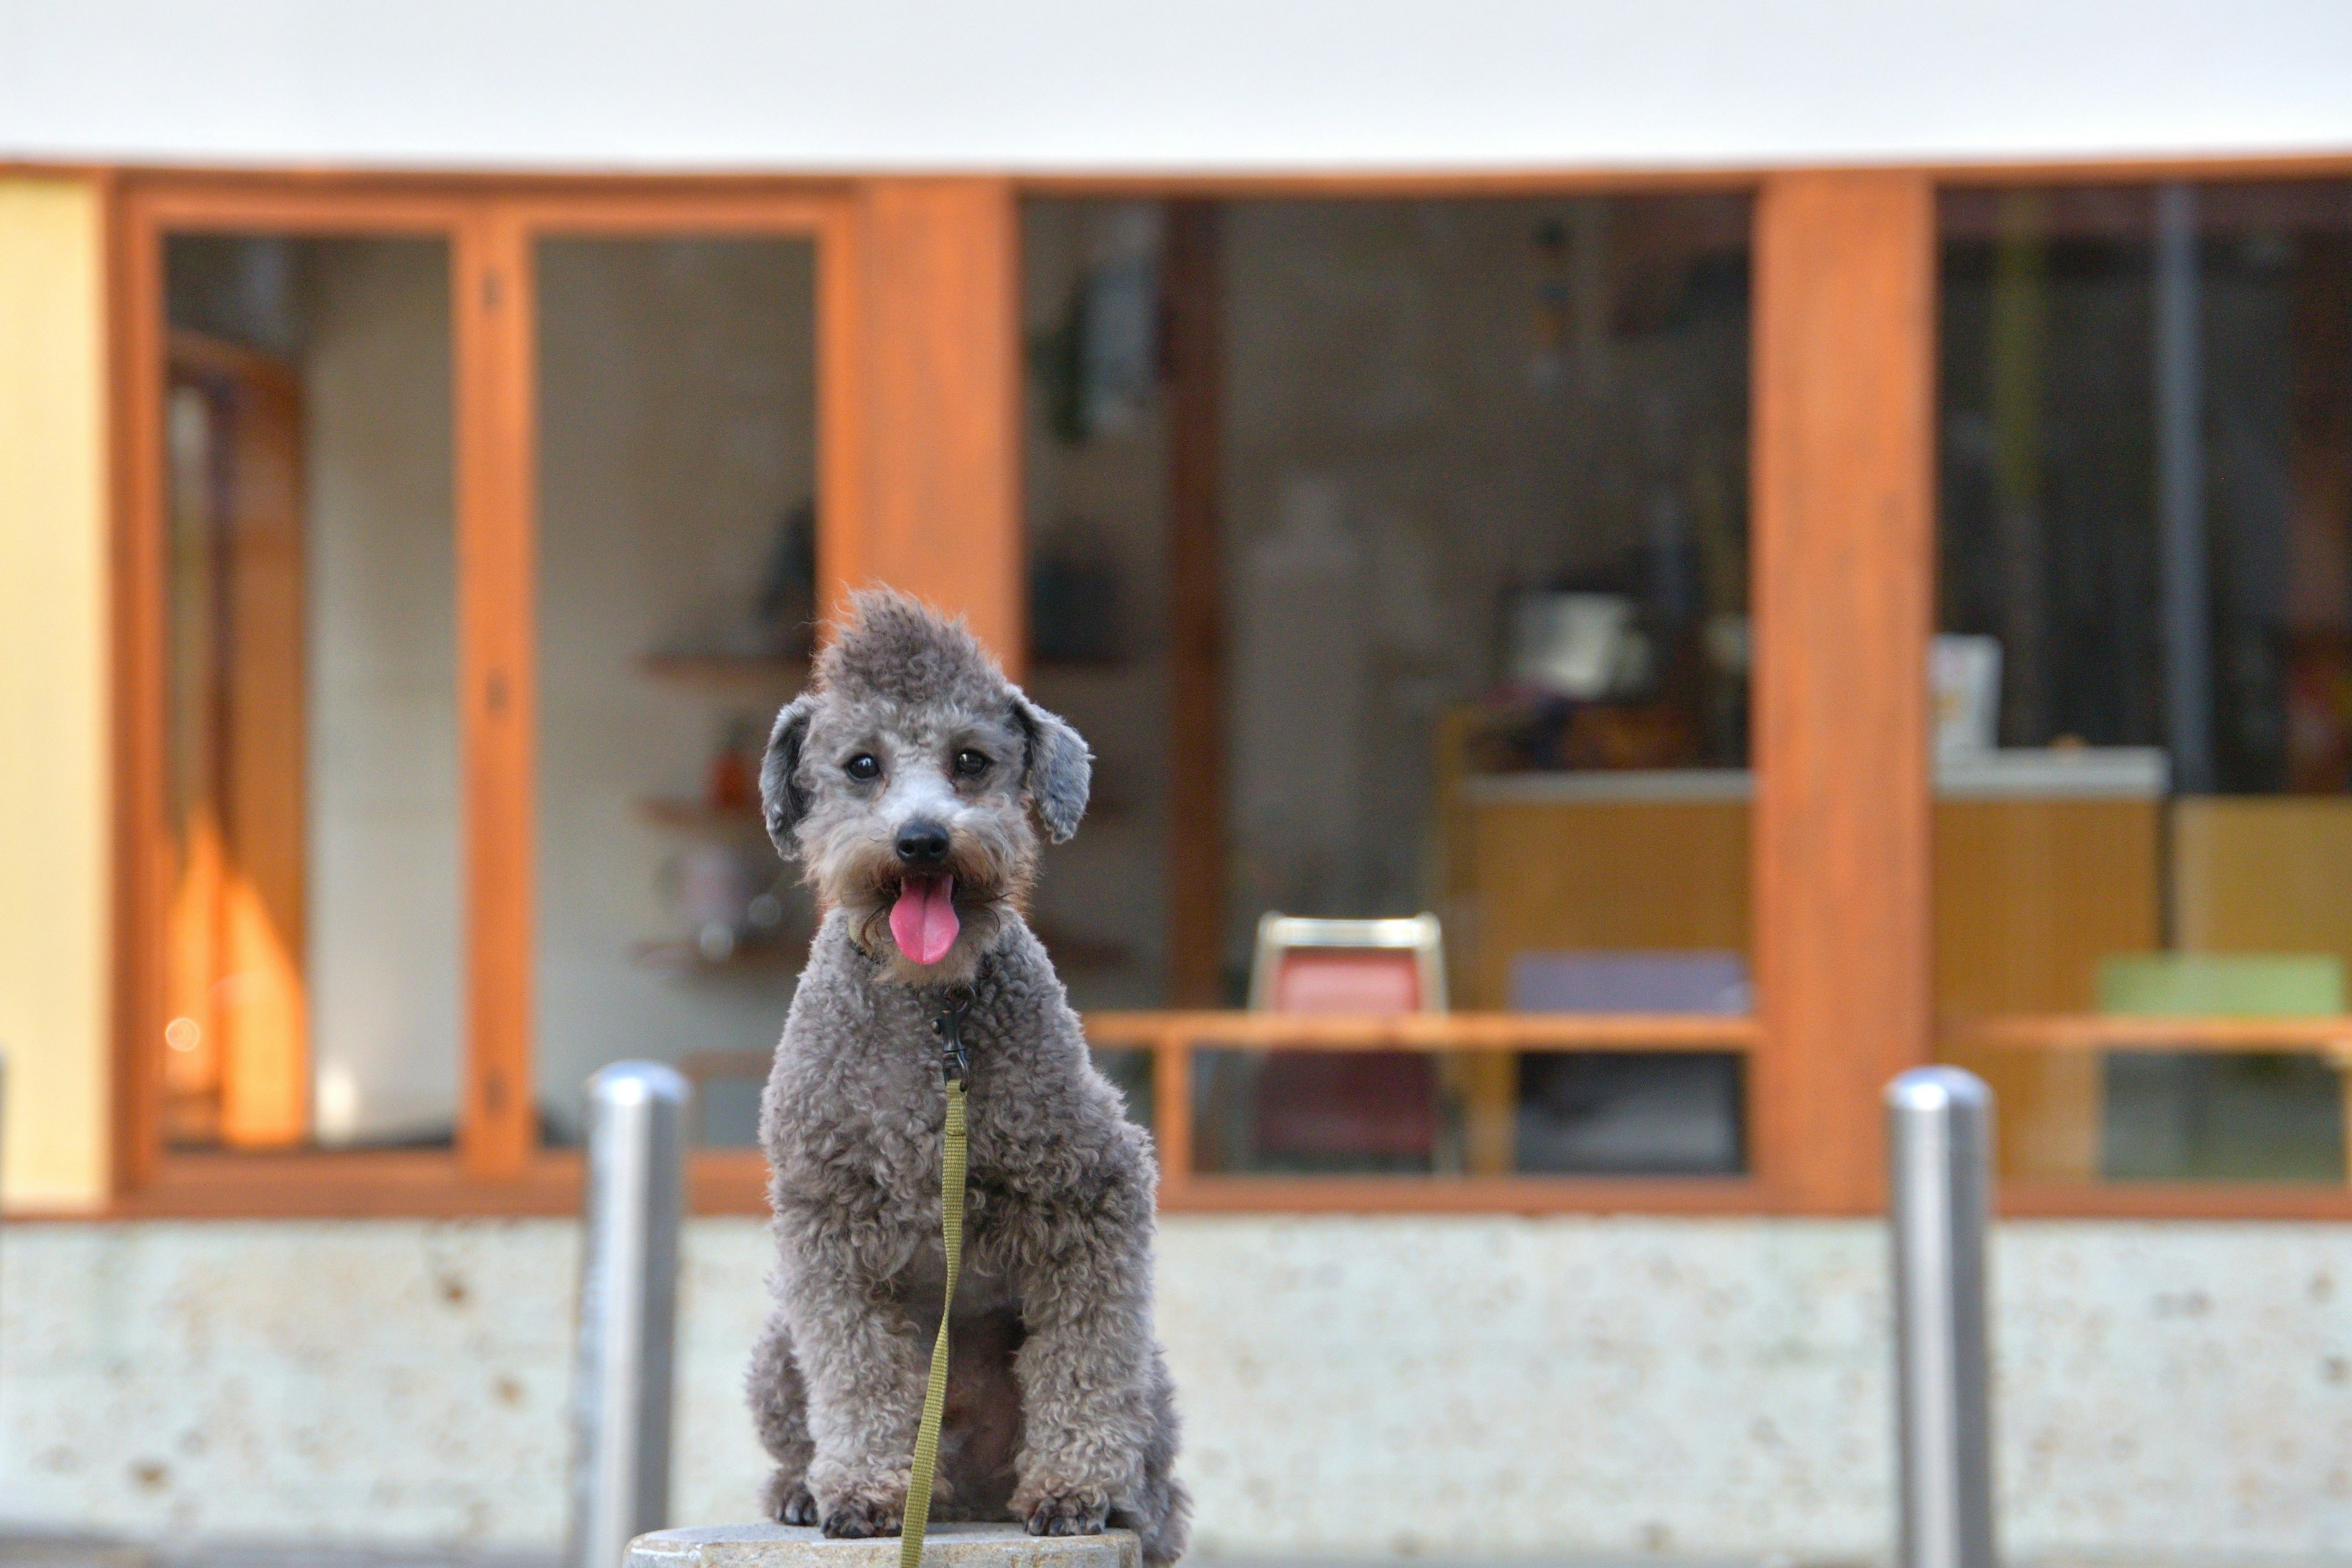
[639, 652, 810, 688]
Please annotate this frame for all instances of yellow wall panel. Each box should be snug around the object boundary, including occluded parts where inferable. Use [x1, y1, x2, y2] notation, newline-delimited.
[0, 177, 110, 1209]
[2173, 797, 2352, 978]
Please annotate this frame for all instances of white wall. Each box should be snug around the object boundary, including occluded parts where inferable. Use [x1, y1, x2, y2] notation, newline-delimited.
[303, 239, 466, 1145]
[6, 1215, 2351, 1561]
[4, 0, 2352, 173]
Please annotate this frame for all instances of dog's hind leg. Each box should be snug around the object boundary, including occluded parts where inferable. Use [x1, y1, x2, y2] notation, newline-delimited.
[747, 1307, 818, 1525]
[1112, 1349, 1191, 1567]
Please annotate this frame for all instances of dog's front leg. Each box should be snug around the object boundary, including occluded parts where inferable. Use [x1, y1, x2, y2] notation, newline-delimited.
[1008, 1185, 1157, 1536]
[781, 1229, 933, 1538]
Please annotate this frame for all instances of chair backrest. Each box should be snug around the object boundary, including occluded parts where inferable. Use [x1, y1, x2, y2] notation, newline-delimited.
[2097, 952, 2346, 1017]
[1509, 949, 1751, 1015]
[1248, 913, 1447, 1014]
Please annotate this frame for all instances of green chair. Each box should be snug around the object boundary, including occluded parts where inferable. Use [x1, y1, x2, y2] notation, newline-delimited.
[2095, 953, 2348, 1182]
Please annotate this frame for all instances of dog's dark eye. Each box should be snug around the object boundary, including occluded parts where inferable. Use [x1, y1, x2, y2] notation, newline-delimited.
[844, 753, 881, 782]
[953, 749, 990, 778]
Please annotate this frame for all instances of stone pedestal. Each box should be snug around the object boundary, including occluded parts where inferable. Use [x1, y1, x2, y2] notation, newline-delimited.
[627, 1525, 1141, 1568]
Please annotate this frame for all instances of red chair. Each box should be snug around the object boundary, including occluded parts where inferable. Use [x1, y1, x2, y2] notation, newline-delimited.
[1246, 914, 1446, 1167]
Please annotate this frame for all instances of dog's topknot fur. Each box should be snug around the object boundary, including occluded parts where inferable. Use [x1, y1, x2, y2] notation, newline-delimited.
[815, 587, 1007, 712]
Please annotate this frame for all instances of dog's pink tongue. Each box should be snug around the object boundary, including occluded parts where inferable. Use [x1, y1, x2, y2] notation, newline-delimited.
[889, 875, 960, 965]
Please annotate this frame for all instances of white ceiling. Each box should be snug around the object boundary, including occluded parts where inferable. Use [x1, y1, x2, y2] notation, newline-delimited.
[5, 0, 2351, 173]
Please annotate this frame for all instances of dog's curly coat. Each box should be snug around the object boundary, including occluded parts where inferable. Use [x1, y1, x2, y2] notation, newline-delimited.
[746, 590, 1189, 1565]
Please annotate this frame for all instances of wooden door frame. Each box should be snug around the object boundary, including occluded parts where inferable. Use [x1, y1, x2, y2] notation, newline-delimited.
[107, 172, 862, 1209]
[110, 180, 486, 1199]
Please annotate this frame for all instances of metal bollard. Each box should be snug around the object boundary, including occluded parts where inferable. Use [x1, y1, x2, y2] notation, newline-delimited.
[568, 1061, 692, 1568]
[1886, 1067, 1997, 1568]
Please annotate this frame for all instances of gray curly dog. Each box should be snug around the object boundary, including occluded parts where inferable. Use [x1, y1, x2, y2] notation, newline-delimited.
[745, 590, 1190, 1565]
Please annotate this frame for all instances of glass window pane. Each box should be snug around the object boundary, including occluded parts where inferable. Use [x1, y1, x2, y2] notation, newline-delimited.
[160, 233, 461, 1150]
[1025, 196, 1753, 1177]
[1935, 181, 2352, 1182]
[532, 235, 820, 1147]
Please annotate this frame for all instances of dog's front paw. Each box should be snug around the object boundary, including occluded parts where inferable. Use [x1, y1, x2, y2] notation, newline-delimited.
[821, 1496, 903, 1539]
[764, 1472, 818, 1527]
[1020, 1491, 1110, 1537]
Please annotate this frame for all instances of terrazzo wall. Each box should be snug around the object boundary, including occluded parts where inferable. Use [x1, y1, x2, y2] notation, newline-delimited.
[3, 1215, 2348, 1562]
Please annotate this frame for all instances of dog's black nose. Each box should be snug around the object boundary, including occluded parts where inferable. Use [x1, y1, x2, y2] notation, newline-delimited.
[895, 820, 951, 865]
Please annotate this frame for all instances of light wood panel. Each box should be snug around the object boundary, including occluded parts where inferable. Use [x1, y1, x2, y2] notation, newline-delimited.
[2173, 797, 2352, 976]
[848, 179, 1024, 674]
[1752, 170, 1938, 1214]
[1934, 798, 2160, 1178]
[1461, 800, 1750, 1009]
[0, 175, 113, 1210]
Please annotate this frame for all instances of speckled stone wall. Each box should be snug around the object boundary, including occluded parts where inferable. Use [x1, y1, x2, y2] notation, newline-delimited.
[2, 1216, 2346, 1562]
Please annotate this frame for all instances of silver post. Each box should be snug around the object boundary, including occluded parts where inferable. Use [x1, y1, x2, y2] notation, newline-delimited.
[568, 1061, 692, 1568]
[1887, 1066, 1997, 1568]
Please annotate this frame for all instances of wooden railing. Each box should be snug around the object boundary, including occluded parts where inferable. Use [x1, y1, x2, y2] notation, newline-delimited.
[1941, 1013, 2352, 1201]
[1943, 1014, 2352, 1058]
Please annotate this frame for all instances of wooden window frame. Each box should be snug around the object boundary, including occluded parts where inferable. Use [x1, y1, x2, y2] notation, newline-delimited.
[87, 155, 2352, 1222]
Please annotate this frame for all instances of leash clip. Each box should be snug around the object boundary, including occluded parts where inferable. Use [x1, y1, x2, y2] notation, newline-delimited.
[933, 987, 974, 1085]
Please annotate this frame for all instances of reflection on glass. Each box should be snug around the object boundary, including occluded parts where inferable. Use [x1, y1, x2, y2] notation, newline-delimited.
[161, 234, 461, 1150]
[1937, 181, 2352, 1181]
[533, 236, 820, 1146]
[1024, 197, 1752, 1177]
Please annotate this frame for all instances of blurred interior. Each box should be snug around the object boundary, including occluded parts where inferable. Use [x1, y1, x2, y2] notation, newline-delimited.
[1934, 180, 2352, 1182]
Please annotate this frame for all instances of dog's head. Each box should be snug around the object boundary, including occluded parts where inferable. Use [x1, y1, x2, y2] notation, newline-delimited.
[761, 589, 1090, 985]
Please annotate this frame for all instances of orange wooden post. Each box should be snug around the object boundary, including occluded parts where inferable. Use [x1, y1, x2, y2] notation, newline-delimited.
[1153, 1028, 1193, 1201]
[843, 179, 1025, 677]
[456, 207, 540, 1178]
[1751, 171, 1939, 1214]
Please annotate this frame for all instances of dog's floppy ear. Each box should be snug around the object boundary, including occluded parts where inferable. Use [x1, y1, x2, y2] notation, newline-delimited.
[761, 694, 818, 858]
[1012, 694, 1091, 843]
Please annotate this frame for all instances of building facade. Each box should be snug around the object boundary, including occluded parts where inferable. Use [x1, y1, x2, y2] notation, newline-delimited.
[7, 1, 2352, 1558]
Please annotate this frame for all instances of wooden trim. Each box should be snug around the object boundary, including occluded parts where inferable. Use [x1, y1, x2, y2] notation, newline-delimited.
[108, 170, 165, 1196]
[1163, 201, 1226, 1006]
[1949, 1016, 2352, 1052]
[1082, 1010, 1758, 1050]
[1022, 154, 2352, 200]
[847, 179, 1025, 673]
[22, 152, 2352, 203]
[1159, 1175, 1775, 1215]
[454, 206, 538, 1177]
[2000, 1180, 2352, 1221]
[113, 1149, 578, 1218]
[1751, 170, 1939, 1215]
[123, 187, 475, 235]
[490, 193, 849, 235]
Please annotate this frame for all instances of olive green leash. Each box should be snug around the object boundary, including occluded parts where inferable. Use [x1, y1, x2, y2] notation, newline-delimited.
[900, 991, 974, 1568]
